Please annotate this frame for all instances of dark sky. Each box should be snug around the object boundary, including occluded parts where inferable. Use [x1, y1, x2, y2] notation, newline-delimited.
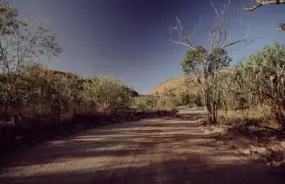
[7, 0, 285, 94]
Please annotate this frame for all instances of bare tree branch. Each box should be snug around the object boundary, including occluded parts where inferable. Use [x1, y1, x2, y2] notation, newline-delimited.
[169, 17, 199, 50]
[223, 39, 248, 48]
[229, 36, 260, 52]
[244, 0, 285, 11]
[208, 0, 248, 51]
[169, 0, 249, 52]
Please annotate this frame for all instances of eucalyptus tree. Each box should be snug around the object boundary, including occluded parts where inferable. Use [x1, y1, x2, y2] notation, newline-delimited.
[170, 0, 246, 123]
[0, 3, 61, 122]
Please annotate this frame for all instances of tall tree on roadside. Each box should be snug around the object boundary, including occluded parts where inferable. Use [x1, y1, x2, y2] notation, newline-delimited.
[0, 3, 61, 73]
[170, 0, 246, 124]
[0, 3, 61, 121]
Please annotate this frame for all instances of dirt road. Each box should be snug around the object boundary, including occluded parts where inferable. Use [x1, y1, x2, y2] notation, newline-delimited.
[0, 111, 284, 184]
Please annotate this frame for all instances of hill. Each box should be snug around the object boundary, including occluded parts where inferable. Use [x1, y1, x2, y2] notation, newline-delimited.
[148, 75, 199, 95]
[148, 69, 232, 95]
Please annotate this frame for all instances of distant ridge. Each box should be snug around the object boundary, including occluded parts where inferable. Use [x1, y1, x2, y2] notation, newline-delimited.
[148, 69, 232, 95]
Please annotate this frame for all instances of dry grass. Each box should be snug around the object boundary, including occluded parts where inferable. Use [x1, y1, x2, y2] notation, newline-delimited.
[218, 106, 280, 129]
[202, 107, 285, 167]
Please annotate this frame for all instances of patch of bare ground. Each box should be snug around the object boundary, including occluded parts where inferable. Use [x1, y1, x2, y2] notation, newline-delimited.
[201, 115, 285, 174]
[0, 110, 177, 155]
[0, 109, 284, 184]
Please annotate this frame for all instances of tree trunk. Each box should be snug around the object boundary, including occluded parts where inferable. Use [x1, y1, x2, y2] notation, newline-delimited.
[273, 103, 285, 129]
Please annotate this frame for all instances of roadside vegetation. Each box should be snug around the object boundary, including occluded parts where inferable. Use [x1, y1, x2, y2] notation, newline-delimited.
[0, 4, 177, 153]
[1, 0, 285, 168]
[169, 0, 285, 166]
[170, 0, 285, 129]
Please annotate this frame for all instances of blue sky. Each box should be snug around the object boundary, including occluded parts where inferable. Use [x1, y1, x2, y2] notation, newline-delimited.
[7, 0, 285, 94]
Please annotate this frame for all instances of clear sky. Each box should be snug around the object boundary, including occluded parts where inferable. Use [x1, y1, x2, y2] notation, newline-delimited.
[7, 0, 285, 94]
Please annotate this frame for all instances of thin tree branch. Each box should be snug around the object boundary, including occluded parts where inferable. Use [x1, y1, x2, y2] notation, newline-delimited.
[244, 0, 285, 11]
[0, 40, 9, 73]
[209, 0, 231, 52]
[223, 39, 248, 48]
[169, 17, 199, 50]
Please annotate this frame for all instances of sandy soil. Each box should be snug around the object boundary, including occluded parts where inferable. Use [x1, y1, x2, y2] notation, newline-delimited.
[0, 111, 284, 184]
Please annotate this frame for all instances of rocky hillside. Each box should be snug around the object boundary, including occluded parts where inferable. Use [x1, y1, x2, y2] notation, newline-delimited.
[148, 75, 199, 95]
[148, 69, 232, 95]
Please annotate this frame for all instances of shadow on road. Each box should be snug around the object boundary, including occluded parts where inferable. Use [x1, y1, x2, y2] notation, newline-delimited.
[1, 153, 284, 184]
[0, 110, 284, 184]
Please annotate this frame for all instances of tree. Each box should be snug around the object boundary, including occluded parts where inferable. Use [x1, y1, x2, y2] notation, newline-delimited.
[244, 0, 285, 11]
[0, 4, 19, 35]
[244, 0, 285, 31]
[0, 4, 61, 73]
[170, 0, 246, 124]
[0, 3, 61, 121]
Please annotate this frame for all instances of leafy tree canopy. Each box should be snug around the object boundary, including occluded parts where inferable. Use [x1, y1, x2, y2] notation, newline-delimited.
[181, 46, 232, 76]
[0, 3, 61, 73]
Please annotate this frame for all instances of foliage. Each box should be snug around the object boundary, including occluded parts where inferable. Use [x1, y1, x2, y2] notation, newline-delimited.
[181, 46, 232, 76]
[169, 92, 203, 107]
[82, 76, 132, 113]
[0, 63, 81, 122]
[234, 43, 285, 127]
[0, 3, 62, 123]
[181, 46, 207, 75]
[132, 95, 178, 111]
[181, 45, 233, 124]
[171, 0, 244, 124]
[0, 8, 61, 73]
[131, 91, 203, 112]
[132, 96, 158, 111]
[0, 3, 18, 35]
[156, 95, 176, 110]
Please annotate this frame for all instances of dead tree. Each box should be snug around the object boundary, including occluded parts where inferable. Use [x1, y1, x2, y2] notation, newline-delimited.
[244, 1, 285, 30]
[170, 0, 247, 124]
[244, 0, 285, 11]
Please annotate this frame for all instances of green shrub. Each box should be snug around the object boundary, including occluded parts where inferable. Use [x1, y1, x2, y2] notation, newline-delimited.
[82, 76, 132, 113]
[170, 92, 203, 107]
[132, 96, 152, 111]
[234, 43, 285, 127]
[132, 95, 176, 111]
[0, 63, 82, 122]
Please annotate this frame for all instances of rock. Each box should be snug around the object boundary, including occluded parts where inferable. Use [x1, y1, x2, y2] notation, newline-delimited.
[280, 141, 285, 149]
[240, 148, 251, 155]
[257, 147, 268, 155]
